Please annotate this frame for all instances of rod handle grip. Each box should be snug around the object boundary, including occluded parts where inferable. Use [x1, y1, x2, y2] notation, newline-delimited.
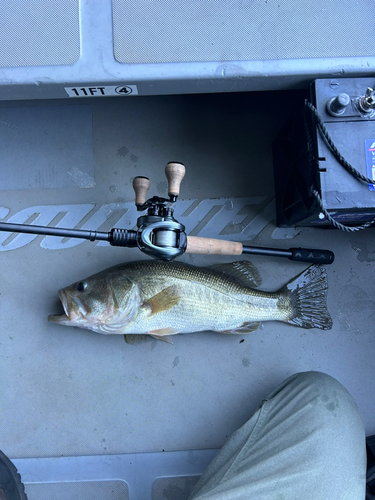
[165, 162, 185, 197]
[133, 176, 151, 206]
[289, 248, 335, 264]
[186, 236, 243, 255]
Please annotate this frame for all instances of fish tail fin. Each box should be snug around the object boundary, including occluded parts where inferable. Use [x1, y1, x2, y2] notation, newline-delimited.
[281, 265, 332, 330]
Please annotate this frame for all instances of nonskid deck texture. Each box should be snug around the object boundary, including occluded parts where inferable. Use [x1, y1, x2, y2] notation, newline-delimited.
[1, 91, 374, 499]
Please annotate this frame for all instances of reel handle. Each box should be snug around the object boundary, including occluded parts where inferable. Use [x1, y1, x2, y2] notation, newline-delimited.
[133, 176, 151, 206]
[165, 162, 185, 198]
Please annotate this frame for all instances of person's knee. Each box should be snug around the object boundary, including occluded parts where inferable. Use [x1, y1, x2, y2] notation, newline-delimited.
[288, 371, 363, 429]
[272, 370, 347, 400]
[292, 370, 342, 390]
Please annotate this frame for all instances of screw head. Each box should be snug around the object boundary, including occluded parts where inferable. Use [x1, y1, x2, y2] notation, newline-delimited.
[329, 80, 340, 89]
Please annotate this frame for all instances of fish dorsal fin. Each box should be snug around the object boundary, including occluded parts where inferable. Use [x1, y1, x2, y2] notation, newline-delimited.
[209, 261, 262, 288]
[219, 321, 260, 334]
[142, 285, 181, 316]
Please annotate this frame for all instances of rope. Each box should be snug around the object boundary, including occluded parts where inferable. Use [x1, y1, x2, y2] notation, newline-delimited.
[305, 100, 375, 231]
[305, 100, 374, 185]
[312, 190, 374, 232]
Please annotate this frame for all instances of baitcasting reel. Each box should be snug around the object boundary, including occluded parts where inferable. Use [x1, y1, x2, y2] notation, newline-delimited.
[126, 162, 187, 260]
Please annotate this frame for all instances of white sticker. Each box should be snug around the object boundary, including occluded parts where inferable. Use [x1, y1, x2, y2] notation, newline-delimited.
[64, 85, 138, 97]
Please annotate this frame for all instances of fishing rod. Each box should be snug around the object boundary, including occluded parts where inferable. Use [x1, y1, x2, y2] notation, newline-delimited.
[0, 162, 334, 265]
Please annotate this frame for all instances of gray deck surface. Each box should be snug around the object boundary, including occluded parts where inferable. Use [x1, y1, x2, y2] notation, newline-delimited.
[0, 90, 374, 499]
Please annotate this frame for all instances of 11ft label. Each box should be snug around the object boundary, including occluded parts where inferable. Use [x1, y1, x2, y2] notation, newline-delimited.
[65, 85, 138, 97]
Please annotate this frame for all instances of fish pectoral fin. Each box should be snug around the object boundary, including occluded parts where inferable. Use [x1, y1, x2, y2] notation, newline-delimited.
[142, 286, 181, 316]
[219, 321, 260, 334]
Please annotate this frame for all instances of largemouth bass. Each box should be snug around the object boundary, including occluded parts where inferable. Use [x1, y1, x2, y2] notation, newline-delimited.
[48, 260, 332, 342]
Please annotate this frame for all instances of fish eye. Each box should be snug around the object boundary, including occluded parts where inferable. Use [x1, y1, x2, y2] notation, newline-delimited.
[76, 281, 88, 292]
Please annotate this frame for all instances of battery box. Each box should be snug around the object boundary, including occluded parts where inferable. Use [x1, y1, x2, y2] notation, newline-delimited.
[273, 77, 375, 227]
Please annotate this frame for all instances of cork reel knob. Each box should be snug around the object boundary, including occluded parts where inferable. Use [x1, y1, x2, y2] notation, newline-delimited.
[165, 162, 185, 199]
[133, 176, 151, 206]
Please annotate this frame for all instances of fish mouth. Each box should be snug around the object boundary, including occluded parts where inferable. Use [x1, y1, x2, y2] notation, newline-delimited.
[48, 290, 84, 324]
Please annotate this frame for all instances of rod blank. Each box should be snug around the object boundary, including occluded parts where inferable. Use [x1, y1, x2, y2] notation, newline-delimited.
[0, 222, 109, 241]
